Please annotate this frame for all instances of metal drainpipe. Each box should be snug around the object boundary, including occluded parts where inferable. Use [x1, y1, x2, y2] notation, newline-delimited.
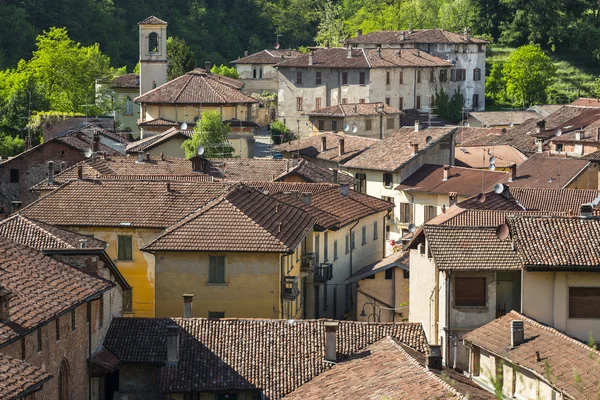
[88, 302, 92, 400]
[348, 220, 360, 278]
[446, 271, 451, 367]
[280, 255, 285, 318]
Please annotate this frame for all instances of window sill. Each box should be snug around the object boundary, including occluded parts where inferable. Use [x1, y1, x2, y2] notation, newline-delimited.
[206, 283, 227, 286]
[116, 259, 134, 263]
[454, 305, 488, 310]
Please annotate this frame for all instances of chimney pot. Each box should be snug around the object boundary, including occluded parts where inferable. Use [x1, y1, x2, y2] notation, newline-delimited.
[580, 203, 594, 218]
[60, 161, 67, 171]
[536, 120, 546, 134]
[77, 165, 83, 180]
[411, 143, 419, 155]
[137, 151, 144, 162]
[160, 152, 165, 161]
[205, 61, 212, 72]
[182, 294, 194, 318]
[511, 320, 525, 347]
[92, 131, 100, 152]
[443, 165, 450, 181]
[508, 163, 517, 182]
[338, 138, 345, 156]
[356, 29, 362, 37]
[166, 325, 180, 366]
[301, 192, 312, 205]
[427, 344, 443, 370]
[146, 152, 151, 161]
[244, 50, 249, 57]
[308, 51, 314, 66]
[414, 120, 421, 132]
[324, 321, 339, 363]
[332, 169, 339, 184]
[340, 183, 349, 197]
[47, 161, 55, 185]
[321, 136, 327, 152]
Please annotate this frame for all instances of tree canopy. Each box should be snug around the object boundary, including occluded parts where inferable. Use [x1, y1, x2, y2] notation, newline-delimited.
[182, 111, 234, 159]
[167, 37, 196, 80]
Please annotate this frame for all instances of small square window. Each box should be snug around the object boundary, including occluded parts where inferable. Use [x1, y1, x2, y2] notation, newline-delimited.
[455, 277, 486, 306]
[386, 118, 394, 129]
[365, 119, 372, 131]
[10, 169, 19, 183]
[317, 120, 325, 131]
[383, 173, 393, 188]
[385, 269, 393, 280]
[556, 143, 564, 152]
[208, 311, 225, 319]
[331, 120, 338, 132]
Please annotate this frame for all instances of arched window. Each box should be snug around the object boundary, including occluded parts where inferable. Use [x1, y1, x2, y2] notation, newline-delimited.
[148, 32, 159, 53]
[125, 97, 133, 115]
[58, 359, 70, 400]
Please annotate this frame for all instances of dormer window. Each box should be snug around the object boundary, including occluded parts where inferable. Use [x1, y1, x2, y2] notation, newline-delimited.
[149, 32, 159, 53]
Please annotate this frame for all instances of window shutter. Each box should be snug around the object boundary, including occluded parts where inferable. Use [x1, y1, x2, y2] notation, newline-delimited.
[455, 277, 486, 306]
[569, 287, 600, 318]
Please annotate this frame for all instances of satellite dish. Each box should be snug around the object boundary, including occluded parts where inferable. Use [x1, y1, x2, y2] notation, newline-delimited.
[489, 163, 496, 171]
[425, 136, 433, 145]
[343, 124, 350, 132]
[477, 193, 486, 203]
[462, 121, 469, 127]
[84, 148, 93, 158]
[408, 223, 416, 233]
[489, 156, 497, 165]
[509, 122, 514, 128]
[494, 183, 505, 194]
[274, 41, 280, 50]
[496, 223, 510, 240]
[555, 129, 562, 137]
[197, 146, 205, 156]
[351, 124, 357, 133]
[180, 122, 188, 130]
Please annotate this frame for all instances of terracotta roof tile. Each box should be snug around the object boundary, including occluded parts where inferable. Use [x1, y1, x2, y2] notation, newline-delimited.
[141, 185, 316, 252]
[126, 128, 192, 153]
[510, 153, 590, 189]
[137, 118, 180, 127]
[570, 97, 600, 108]
[112, 73, 139, 88]
[138, 15, 167, 25]
[436, 209, 567, 227]
[365, 48, 453, 68]
[455, 127, 504, 146]
[0, 214, 106, 250]
[244, 181, 339, 195]
[346, 29, 489, 44]
[469, 111, 538, 127]
[285, 337, 465, 399]
[463, 311, 600, 400]
[0, 237, 113, 344]
[343, 127, 457, 171]
[0, 352, 52, 399]
[135, 69, 254, 104]
[231, 49, 302, 65]
[274, 132, 379, 164]
[396, 164, 508, 197]
[271, 192, 341, 231]
[454, 145, 527, 168]
[103, 318, 428, 398]
[508, 187, 600, 211]
[423, 225, 521, 270]
[306, 102, 401, 117]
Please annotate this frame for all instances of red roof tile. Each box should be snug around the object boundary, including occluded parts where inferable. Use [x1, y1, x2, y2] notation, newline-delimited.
[112, 73, 139, 88]
[570, 97, 600, 108]
[138, 15, 167, 25]
[0, 352, 52, 399]
[454, 145, 527, 168]
[469, 111, 538, 127]
[510, 153, 591, 189]
[346, 29, 489, 45]
[230, 49, 302, 65]
[306, 102, 401, 117]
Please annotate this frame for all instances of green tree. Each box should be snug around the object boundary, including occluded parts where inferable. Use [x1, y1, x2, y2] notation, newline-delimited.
[182, 111, 234, 158]
[433, 88, 465, 122]
[502, 44, 556, 106]
[210, 64, 240, 79]
[315, 0, 346, 47]
[270, 120, 294, 144]
[0, 134, 25, 157]
[486, 61, 505, 101]
[438, 0, 479, 32]
[167, 37, 196, 80]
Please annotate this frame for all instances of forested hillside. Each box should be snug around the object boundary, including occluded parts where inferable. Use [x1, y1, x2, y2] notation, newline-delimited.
[2, 0, 600, 71]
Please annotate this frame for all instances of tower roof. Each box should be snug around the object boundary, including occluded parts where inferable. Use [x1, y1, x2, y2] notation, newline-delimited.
[138, 15, 168, 25]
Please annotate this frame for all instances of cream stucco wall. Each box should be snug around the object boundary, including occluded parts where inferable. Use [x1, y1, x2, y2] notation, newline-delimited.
[114, 87, 141, 138]
[235, 63, 278, 94]
[356, 265, 409, 322]
[141, 104, 250, 125]
[522, 270, 600, 342]
[409, 247, 437, 343]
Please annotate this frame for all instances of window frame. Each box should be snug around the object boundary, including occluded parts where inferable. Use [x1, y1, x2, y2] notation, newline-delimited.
[400, 202, 411, 223]
[386, 118, 394, 130]
[148, 32, 159, 53]
[473, 68, 481, 81]
[316, 71, 322, 85]
[365, 119, 372, 131]
[361, 225, 367, 245]
[333, 240, 338, 260]
[373, 221, 379, 240]
[331, 120, 338, 132]
[296, 71, 303, 84]
[208, 311, 225, 319]
[315, 97, 322, 110]
[454, 277, 487, 307]
[208, 255, 226, 284]
[360, 72, 366, 85]
[440, 70, 447, 82]
[385, 268, 393, 280]
[342, 71, 348, 85]
[317, 120, 325, 131]
[10, 169, 19, 183]
[117, 235, 133, 261]
[296, 97, 303, 111]
[416, 70, 421, 83]
[424, 205, 437, 223]
[355, 173, 366, 193]
[385, 71, 390, 85]
[399, 71, 404, 84]
[383, 172, 393, 188]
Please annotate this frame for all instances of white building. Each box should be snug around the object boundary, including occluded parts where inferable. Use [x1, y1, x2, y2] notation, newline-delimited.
[231, 49, 302, 94]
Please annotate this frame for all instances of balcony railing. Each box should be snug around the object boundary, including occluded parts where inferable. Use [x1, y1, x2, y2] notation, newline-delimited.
[314, 263, 333, 284]
[283, 276, 300, 300]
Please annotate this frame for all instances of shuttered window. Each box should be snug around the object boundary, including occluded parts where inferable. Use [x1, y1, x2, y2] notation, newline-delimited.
[117, 235, 133, 260]
[455, 277, 486, 306]
[569, 287, 600, 318]
[208, 256, 226, 283]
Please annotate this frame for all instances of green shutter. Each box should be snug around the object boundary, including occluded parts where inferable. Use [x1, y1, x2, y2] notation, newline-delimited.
[118, 235, 132, 260]
[209, 256, 225, 283]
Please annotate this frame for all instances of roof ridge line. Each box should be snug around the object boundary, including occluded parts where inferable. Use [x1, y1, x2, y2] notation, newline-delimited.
[19, 215, 75, 249]
[173, 74, 193, 103]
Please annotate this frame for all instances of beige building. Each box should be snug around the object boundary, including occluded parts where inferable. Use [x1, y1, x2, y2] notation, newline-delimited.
[231, 49, 302, 94]
[109, 73, 141, 137]
[138, 16, 168, 97]
[306, 102, 402, 139]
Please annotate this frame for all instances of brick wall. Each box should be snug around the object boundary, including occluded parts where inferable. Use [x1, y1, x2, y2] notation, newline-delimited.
[0, 298, 106, 399]
[0, 140, 87, 211]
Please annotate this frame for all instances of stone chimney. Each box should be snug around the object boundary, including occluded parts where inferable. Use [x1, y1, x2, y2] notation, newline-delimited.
[0, 286, 13, 322]
[580, 203, 594, 218]
[537, 140, 543, 153]
[332, 169, 339, 184]
[47, 161, 55, 185]
[508, 163, 517, 182]
[146, 152, 151, 161]
[575, 130, 584, 141]
[244, 50, 249, 57]
[183, 294, 194, 318]
[308, 51, 314, 66]
[347, 47, 352, 59]
[338, 138, 345, 156]
[356, 29, 362, 37]
[411, 143, 419, 155]
[427, 344, 442, 370]
[166, 325, 180, 366]
[464, 27, 471, 42]
[401, 31, 406, 41]
[536, 120, 546, 133]
[321, 136, 327, 152]
[92, 131, 100, 152]
[340, 184, 349, 197]
[414, 120, 421, 132]
[324, 321, 339, 363]
[510, 320, 525, 347]
[408, 24, 413, 34]
[205, 61, 212, 72]
[77, 165, 83, 180]
[301, 193, 312, 205]
[443, 165, 449, 181]
[137, 151, 144, 162]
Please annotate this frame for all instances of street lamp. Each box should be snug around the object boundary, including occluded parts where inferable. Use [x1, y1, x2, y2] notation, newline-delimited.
[359, 298, 381, 322]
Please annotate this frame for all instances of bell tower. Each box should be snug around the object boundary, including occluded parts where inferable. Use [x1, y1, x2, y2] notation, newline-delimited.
[138, 16, 168, 96]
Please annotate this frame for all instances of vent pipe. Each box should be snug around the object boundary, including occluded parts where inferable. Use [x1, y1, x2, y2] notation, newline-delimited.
[47, 161, 55, 185]
[443, 165, 449, 181]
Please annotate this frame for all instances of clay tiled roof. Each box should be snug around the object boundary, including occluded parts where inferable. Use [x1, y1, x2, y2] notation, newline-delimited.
[346, 29, 489, 44]
[396, 164, 508, 197]
[112, 73, 139, 88]
[277, 48, 451, 69]
[509, 215, 600, 269]
[463, 311, 600, 400]
[437, 209, 567, 227]
[0, 214, 106, 250]
[138, 15, 167, 25]
[271, 192, 341, 231]
[274, 133, 378, 164]
[570, 97, 600, 108]
[135, 69, 255, 104]
[103, 318, 428, 398]
[454, 145, 527, 168]
[0, 237, 113, 344]
[508, 187, 600, 211]
[231, 49, 302, 65]
[306, 102, 401, 117]
[0, 352, 52, 399]
[137, 118, 180, 127]
[21, 180, 234, 228]
[448, 126, 504, 146]
[423, 225, 521, 270]
[286, 337, 465, 400]
[469, 111, 538, 127]
[455, 191, 524, 211]
[510, 153, 590, 189]
[141, 185, 316, 252]
[343, 127, 457, 171]
[245, 181, 338, 195]
[126, 128, 192, 153]
[345, 251, 408, 283]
